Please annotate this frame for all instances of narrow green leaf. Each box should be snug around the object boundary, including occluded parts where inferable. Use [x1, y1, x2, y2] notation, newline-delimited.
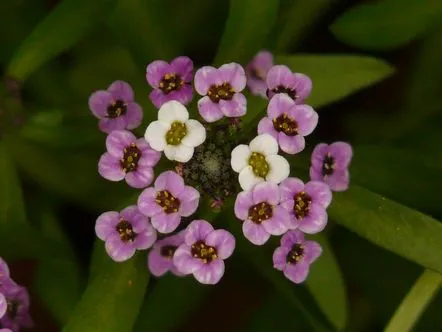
[63, 252, 148, 332]
[385, 270, 442, 332]
[276, 55, 395, 108]
[214, 0, 279, 65]
[329, 185, 442, 274]
[133, 275, 210, 332]
[329, 0, 442, 51]
[7, 0, 117, 81]
[306, 234, 348, 331]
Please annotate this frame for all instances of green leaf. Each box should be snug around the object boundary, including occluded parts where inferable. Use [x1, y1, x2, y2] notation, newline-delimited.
[214, 0, 279, 65]
[63, 252, 148, 332]
[276, 54, 395, 108]
[330, 0, 442, 51]
[329, 185, 442, 274]
[133, 275, 211, 332]
[7, 0, 117, 81]
[385, 270, 442, 332]
[306, 234, 348, 331]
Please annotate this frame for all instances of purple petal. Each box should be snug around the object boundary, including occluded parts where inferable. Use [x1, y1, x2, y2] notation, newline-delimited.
[298, 203, 328, 234]
[293, 73, 312, 102]
[267, 93, 294, 118]
[194, 66, 219, 95]
[125, 166, 154, 189]
[193, 259, 225, 285]
[136, 139, 162, 167]
[252, 181, 280, 205]
[329, 142, 353, 170]
[88, 91, 113, 118]
[148, 249, 172, 277]
[218, 63, 246, 92]
[134, 224, 157, 250]
[303, 241, 323, 264]
[173, 244, 204, 274]
[304, 181, 332, 208]
[178, 186, 200, 217]
[137, 187, 164, 217]
[326, 169, 350, 192]
[266, 65, 294, 90]
[170, 56, 193, 82]
[205, 229, 235, 259]
[149, 89, 168, 109]
[154, 171, 185, 196]
[309, 166, 323, 182]
[151, 213, 181, 234]
[170, 84, 193, 105]
[105, 237, 136, 262]
[98, 153, 125, 182]
[98, 117, 127, 134]
[0, 293, 6, 320]
[284, 262, 310, 284]
[120, 205, 139, 221]
[108, 80, 134, 102]
[311, 143, 329, 170]
[198, 96, 224, 122]
[273, 246, 289, 270]
[219, 93, 247, 118]
[146, 60, 170, 88]
[279, 177, 305, 201]
[278, 132, 305, 154]
[290, 104, 318, 136]
[281, 230, 305, 248]
[184, 219, 214, 245]
[257, 117, 278, 140]
[253, 51, 273, 70]
[125, 102, 143, 130]
[234, 191, 254, 220]
[262, 206, 290, 235]
[242, 220, 270, 245]
[106, 130, 136, 159]
[247, 77, 267, 97]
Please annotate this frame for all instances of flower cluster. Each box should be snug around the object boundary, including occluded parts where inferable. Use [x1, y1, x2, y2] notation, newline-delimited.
[0, 258, 33, 332]
[89, 51, 353, 285]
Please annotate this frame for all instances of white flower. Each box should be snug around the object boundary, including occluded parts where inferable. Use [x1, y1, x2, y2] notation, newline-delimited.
[231, 134, 290, 190]
[145, 101, 206, 162]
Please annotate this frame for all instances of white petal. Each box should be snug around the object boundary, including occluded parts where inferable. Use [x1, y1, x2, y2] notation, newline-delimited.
[181, 119, 206, 147]
[164, 144, 194, 163]
[158, 100, 189, 123]
[249, 134, 278, 156]
[231, 145, 251, 173]
[145, 120, 170, 151]
[239, 166, 264, 190]
[266, 155, 290, 184]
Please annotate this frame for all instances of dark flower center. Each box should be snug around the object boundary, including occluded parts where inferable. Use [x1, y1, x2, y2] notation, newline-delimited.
[267, 85, 297, 101]
[159, 73, 184, 94]
[165, 121, 187, 145]
[293, 191, 312, 220]
[120, 143, 141, 173]
[160, 245, 178, 258]
[286, 243, 304, 264]
[191, 241, 218, 263]
[107, 99, 127, 118]
[248, 201, 273, 224]
[116, 220, 137, 242]
[6, 300, 19, 319]
[273, 113, 298, 136]
[248, 152, 269, 178]
[207, 83, 235, 103]
[249, 67, 266, 80]
[322, 154, 335, 176]
[155, 190, 180, 214]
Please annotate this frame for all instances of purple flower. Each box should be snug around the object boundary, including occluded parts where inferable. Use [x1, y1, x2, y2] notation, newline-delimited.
[280, 178, 332, 234]
[0, 283, 33, 331]
[173, 220, 235, 285]
[234, 182, 291, 245]
[273, 230, 322, 284]
[0, 293, 6, 320]
[146, 56, 194, 108]
[246, 51, 274, 97]
[88, 80, 143, 133]
[0, 258, 10, 286]
[98, 130, 161, 189]
[137, 171, 200, 234]
[194, 63, 247, 123]
[95, 205, 157, 262]
[258, 94, 318, 154]
[310, 142, 353, 192]
[147, 231, 185, 277]
[266, 65, 312, 103]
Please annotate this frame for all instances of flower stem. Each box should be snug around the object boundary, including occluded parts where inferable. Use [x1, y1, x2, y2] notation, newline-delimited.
[384, 269, 442, 332]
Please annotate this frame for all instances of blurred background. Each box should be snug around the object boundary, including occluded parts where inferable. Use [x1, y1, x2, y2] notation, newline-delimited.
[1, 0, 442, 331]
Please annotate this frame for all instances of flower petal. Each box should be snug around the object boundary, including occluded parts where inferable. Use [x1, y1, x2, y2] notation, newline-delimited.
[154, 170, 185, 195]
[266, 65, 294, 90]
[178, 186, 200, 217]
[194, 66, 219, 95]
[137, 187, 163, 217]
[267, 93, 294, 119]
[95, 211, 119, 240]
[284, 262, 309, 284]
[134, 224, 157, 250]
[293, 73, 312, 102]
[106, 130, 136, 159]
[280, 230, 304, 248]
[252, 181, 280, 205]
[273, 246, 290, 270]
[304, 181, 332, 208]
[257, 117, 278, 139]
[249, 134, 279, 156]
[145, 120, 170, 151]
[311, 143, 329, 170]
[291, 104, 318, 136]
[98, 117, 127, 134]
[184, 219, 214, 245]
[219, 63, 246, 91]
[298, 203, 328, 234]
[158, 100, 189, 123]
[197, 96, 224, 123]
[149, 89, 169, 109]
[108, 80, 134, 102]
[242, 221, 270, 245]
[303, 241, 323, 264]
[181, 119, 206, 147]
[329, 142, 353, 169]
[193, 259, 225, 285]
[125, 167, 154, 189]
[125, 102, 143, 129]
[151, 213, 181, 234]
[234, 191, 254, 220]
[88, 91, 113, 118]
[278, 132, 305, 154]
[279, 177, 305, 201]
[231, 144, 251, 173]
[266, 155, 290, 184]
[105, 238, 136, 262]
[239, 166, 263, 191]
[205, 229, 235, 259]
[170, 56, 194, 82]
[326, 169, 350, 192]
[136, 139, 162, 167]
[173, 245, 204, 274]
[219, 93, 247, 118]
[164, 144, 194, 162]
[263, 206, 290, 235]
[0, 293, 6, 319]
[98, 153, 125, 181]
[148, 250, 172, 277]
[146, 60, 169, 88]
